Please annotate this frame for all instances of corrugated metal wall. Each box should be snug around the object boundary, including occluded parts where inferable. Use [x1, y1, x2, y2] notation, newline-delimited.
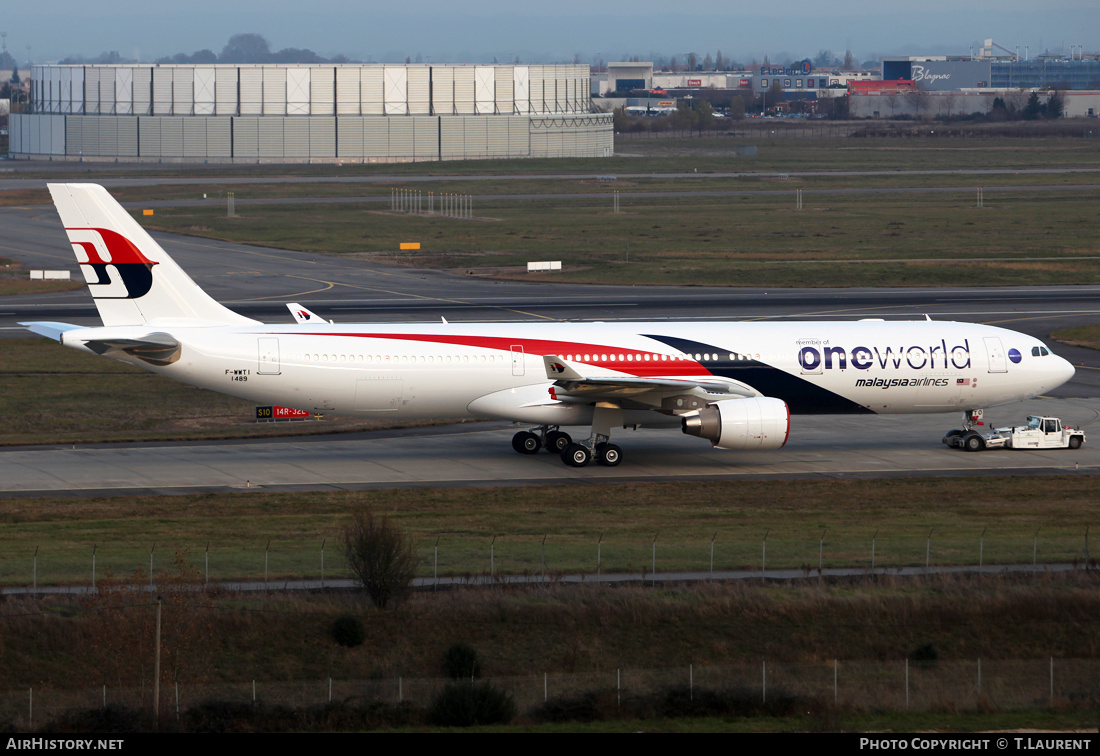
[310, 68, 334, 115]
[263, 67, 287, 115]
[30, 64, 592, 119]
[17, 65, 610, 162]
[194, 68, 216, 116]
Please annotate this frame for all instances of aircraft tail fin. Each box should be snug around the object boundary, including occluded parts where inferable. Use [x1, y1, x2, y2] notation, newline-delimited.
[48, 183, 257, 327]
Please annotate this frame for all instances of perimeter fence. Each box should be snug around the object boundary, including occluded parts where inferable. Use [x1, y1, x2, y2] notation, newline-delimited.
[4, 658, 1099, 730]
[1, 527, 1094, 593]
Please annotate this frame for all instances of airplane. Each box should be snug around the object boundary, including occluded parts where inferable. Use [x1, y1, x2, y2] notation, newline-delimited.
[22, 183, 1076, 468]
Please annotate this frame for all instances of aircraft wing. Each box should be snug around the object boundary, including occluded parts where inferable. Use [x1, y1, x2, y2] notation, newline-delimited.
[541, 354, 759, 409]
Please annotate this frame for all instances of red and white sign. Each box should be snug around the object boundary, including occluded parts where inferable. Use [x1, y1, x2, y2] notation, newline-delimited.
[274, 406, 310, 418]
[687, 79, 701, 87]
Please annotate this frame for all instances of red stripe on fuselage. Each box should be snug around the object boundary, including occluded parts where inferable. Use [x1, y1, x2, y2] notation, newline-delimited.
[265, 331, 714, 378]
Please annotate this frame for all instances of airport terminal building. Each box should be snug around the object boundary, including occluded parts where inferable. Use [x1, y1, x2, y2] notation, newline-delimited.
[8, 63, 613, 163]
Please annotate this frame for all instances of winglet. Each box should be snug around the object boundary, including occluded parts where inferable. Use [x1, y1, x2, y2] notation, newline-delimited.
[19, 321, 83, 342]
[543, 355, 584, 380]
[287, 303, 332, 324]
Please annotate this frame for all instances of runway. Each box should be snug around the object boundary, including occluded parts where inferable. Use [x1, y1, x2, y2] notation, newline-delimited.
[0, 200, 1097, 496]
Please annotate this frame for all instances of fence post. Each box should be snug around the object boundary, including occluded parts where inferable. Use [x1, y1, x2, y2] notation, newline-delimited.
[710, 532, 717, 579]
[597, 533, 602, 584]
[651, 535, 657, 584]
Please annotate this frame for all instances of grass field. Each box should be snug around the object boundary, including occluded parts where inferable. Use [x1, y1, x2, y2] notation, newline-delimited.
[96, 135, 1100, 288]
[134, 188, 1100, 287]
[3, 476, 1097, 587]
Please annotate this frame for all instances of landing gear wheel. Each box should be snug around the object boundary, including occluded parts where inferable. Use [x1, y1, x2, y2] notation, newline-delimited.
[963, 433, 985, 452]
[561, 443, 592, 467]
[545, 431, 572, 454]
[595, 442, 623, 467]
[512, 431, 542, 455]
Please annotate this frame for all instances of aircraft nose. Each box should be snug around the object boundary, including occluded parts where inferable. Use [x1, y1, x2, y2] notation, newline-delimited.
[1055, 355, 1076, 386]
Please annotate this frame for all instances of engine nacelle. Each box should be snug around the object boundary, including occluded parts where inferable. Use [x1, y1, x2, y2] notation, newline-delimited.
[681, 397, 790, 450]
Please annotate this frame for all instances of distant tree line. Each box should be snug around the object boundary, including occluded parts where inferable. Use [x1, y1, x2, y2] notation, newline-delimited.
[643, 47, 864, 72]
[991, 91, 1065, 121]
[56, 33, 355, 67]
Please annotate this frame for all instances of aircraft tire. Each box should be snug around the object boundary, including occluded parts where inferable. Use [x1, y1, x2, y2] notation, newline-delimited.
[561, 443, 592, 467]
[942, 429, 964, 447]
[512, 431, 542, 454]
[546, 431, 572, 453]
[595, 442, 623, 467]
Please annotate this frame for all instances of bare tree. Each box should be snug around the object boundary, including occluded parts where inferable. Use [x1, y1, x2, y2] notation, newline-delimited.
[344, 509, 419, 609]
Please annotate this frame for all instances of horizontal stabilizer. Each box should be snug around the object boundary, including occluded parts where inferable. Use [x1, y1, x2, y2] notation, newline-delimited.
[82, 332, 181, 366]
[19, 321, 83, 342]
[543, 354, 585, 380]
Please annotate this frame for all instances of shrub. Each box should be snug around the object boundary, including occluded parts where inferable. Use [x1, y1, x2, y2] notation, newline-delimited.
[331, 614, 366, 648]
[427, 681, 516, 727]
[909, 643, 939, 669]
[343, 509, 419, 609]
[43, 704, 156, 733]
[442, 642, 481, 680]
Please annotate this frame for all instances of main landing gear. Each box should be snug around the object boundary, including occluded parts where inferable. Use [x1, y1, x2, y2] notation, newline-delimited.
[511, 426, 572, 455]
[510, 406, 625, 468]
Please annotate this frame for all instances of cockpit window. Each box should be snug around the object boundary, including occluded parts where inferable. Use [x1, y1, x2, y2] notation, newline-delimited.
[1032, 347, 1041, 356]
[1031, 346, 1051, 357]
[1041, 347, 1049, 356]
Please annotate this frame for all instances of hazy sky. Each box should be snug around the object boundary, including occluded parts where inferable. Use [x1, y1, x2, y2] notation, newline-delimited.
[5, 0, 1098, 65]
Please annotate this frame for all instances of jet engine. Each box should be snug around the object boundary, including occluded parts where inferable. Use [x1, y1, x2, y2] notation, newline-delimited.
[681, 397, 790, 450]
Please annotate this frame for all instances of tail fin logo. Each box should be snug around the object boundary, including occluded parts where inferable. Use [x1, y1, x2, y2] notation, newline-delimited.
[67, 228, 158, 300]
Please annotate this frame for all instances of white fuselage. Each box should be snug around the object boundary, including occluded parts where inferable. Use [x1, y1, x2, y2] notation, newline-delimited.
[63, 319, 1075, 429]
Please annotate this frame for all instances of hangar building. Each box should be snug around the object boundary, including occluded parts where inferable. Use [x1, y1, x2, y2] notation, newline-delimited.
[9, 63, 612, 162]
